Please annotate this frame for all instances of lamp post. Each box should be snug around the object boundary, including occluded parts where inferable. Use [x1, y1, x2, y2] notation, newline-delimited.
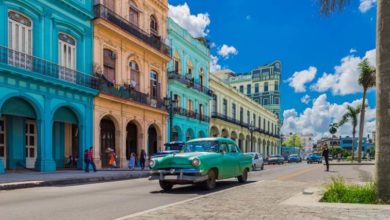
[164, 91, 176, 142]
[249, 121, 255, 152]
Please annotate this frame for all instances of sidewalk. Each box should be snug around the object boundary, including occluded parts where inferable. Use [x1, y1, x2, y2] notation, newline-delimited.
[0, 168, 150, 190]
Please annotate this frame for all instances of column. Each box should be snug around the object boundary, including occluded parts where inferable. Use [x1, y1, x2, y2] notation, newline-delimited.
[35, 118, 56, 172]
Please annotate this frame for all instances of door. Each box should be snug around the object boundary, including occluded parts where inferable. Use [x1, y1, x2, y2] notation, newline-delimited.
[25, 120, 37, 169]
[0, 118, 6, 168]
[222, 143, 240, 178]
[227, 143, 241, 176]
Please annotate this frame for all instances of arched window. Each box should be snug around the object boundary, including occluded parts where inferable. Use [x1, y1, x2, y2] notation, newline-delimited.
[150, 71, 159, 98]
[103, 49, 116, 82]
[129, 0, 139, 26]
[129, 60, 140, 90]
[174, 94, 181, 108]
[187, 59, 193, 77]
[199, 104, 204, 120]
[187, 99, 193, 112]
[58, 33, 77, 82]
[150, 15, 158, 36]
[173, 51, 181, 74]
[199, 68, 204, 88]
[8, 11, 33, 68]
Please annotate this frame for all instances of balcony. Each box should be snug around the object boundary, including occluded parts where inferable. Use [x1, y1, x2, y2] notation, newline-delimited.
[97, 75, 165, 110]
[0, 46, 97, 90]
[174, 107, 209, 123]
[168, 71, 213, 97]
[94, 4, 171, 57]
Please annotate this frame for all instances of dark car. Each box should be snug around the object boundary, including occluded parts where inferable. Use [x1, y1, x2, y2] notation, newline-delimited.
[288, 154, 302, 163]
[151, 142, 185, 159]
[307, 153, 322, 164]
[267, 154, 284, 165]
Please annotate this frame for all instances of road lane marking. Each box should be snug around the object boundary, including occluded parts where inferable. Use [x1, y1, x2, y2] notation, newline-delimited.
[114, 180, 265, 220]
[276, 165, 321, 181]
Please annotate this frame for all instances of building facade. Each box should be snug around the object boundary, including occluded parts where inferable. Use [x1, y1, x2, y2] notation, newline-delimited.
[93, 0, 170, 168]
[0, 0, 96, 171]
[339, 136, 373, 153]
[316, 136, 340, 151]
[209, 74, 280, 155]
[166, 17, 211, 142]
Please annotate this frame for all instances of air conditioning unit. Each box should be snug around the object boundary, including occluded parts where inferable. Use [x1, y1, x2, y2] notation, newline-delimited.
[150, 99, 157, 108]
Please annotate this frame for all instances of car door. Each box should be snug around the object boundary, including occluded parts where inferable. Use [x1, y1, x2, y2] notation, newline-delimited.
[219, 142, 232, 179]
[226, 143, 241, 177]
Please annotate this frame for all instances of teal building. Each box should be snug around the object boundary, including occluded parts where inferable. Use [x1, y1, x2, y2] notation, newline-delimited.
[167, 17, 212, 142]
[0, 0, 96, 172]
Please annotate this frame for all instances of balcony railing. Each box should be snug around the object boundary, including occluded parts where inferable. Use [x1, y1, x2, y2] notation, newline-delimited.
[168, 71, 213, 97]
[97, 74, 165, 109]
[0, 46, 98, 89]
[174, 107, 209, 122]
[94, 4, 171, 57]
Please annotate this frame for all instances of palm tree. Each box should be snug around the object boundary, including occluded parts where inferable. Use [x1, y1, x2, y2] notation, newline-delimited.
[357, 59, 376, 163]
[329, 123, 338, 149]
[319, 0, 390, 203]
[338, 105, 361, 161]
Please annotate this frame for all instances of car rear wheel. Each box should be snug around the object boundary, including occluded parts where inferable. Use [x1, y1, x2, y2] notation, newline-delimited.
[159, 181, 173, 191]
[237, 169, 248, 183]
[201, 170, 217, 190]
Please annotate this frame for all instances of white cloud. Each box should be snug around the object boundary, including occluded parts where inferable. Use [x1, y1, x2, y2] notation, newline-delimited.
[282, 94, 376, 141]
[210, 55, 222, 72]
[301, 95, 311, 104]
[311, 49, 376, 95]
[287, 66, 317, 93]
[350, 48, 357, 53]
[168, 3, 210, 38]
[217, 44, 238, 59]
[359, 0, 377, 13]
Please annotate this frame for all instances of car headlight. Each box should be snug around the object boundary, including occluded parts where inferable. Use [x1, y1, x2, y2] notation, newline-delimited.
[191, 158, 201, 167]
[149, 159, 156, 168]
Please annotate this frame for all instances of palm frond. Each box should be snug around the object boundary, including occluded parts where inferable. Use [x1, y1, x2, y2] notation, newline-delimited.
[320, 0, 350, 15]
[358, 58, 376, 89]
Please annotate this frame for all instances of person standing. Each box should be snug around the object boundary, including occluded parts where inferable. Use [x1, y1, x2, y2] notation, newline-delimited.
[322, 144, 330, 172]
[128, 153, 136, 170]
[140, 149, 146, 170]
[87, 147, 97, 172]
[84, 149, 89, 172]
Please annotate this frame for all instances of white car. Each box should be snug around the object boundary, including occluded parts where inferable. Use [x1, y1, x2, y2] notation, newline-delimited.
[246, 152, 264, 171]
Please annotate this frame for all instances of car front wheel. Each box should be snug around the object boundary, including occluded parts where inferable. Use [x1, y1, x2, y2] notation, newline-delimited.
[159, 181, 173, 191]
[237, 169, 248, 183]
[201, 169, 217, 190]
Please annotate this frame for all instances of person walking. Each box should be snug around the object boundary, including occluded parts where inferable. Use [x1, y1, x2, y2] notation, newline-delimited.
[128, 153, 135, 170]
[322, 144, 330, 172]
[84, 149, 89, 172]
[88, 147, 97, 172]
[140, 149, 146, 170]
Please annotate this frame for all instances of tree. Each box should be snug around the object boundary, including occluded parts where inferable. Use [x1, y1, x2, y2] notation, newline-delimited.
[357, 59, 376, 163]
[338, 105, 361, 161]
[283, 134, 303, 148]
[319, 0, 390, 203]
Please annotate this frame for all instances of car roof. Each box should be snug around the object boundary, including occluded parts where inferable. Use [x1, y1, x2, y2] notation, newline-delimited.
[187, 137, 236, 144]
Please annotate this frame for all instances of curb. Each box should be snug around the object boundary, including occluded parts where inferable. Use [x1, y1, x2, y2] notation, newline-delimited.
[0, 172, 150, 191]
[328, 163, 375, 166]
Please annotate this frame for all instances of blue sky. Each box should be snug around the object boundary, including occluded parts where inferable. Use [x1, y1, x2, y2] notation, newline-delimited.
[168, 0, 377, 139]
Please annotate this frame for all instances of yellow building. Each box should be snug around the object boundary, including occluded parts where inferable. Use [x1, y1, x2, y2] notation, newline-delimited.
[93, 0, 170, 168]
[209, 74, 280, 155]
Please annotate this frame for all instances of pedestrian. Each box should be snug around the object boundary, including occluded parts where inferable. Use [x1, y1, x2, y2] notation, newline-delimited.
[140, 149, 146, 170]
[109, 149, 117, 168]
[322, 144, 329, 172]
[128, 153, 135, 170]
[88, 147, 97, 172]
[84, 149, 89, 172]
[337, 153, 341, 162]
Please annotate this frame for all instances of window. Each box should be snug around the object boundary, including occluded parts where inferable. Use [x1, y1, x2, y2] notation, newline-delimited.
[129, 0, 139, 26]
[274, 82, 279, 91]
[150, 15, 158, 36]
[150, 71, 158, 98]
[247, 111, 250, 124]
[232, 103, 236, 120]
[103, 49, 116, 82]
[8, 11, 33, 69]
[253, 114, 256, 126]
[258, 117, 261, 129]
[174, 94, 180, 108]
[239, 85, 244, 93]
[268, 121, 270, 132]
[199, 104, 204, 119]
[240, 107, 243, 123]
[223, 99, 227, 116]
[264, 82, 269, 92]
[188, 99, 193, 111]
[199, 68, 204, 88]
[103, 0, 115, 11]
[247, 84, 251, 95]
[58, 33, 76, 82]
[255, 83, 259, 93]
[212, 95, 217, 114]
[173, 51, 181, 74]
[129, 61, 140, 90]
[187, 60, 193, 77]
[263, 98, 269, 105]
[274, 97, 280, 105]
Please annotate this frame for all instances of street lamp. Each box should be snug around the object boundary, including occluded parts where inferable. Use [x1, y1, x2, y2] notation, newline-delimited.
[164, 91, 176, 142]
[249, 121, 255, 152]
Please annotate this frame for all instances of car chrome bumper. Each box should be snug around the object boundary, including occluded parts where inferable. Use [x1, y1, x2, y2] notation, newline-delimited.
[149, 169, 208, 183]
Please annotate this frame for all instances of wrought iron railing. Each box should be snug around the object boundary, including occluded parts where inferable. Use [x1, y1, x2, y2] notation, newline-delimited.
[0, 46, 98, 89]
[167, 71, 213, 97]
[174, 107, 209, 122]
[97, 75, 165, 109]
[94, 4, 171, 57]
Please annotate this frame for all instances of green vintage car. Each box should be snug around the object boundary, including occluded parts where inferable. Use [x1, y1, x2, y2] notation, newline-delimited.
[149, 137, 253, 191]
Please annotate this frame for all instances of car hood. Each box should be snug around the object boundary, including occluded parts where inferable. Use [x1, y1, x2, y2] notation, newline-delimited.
[154, 152, 216, 168]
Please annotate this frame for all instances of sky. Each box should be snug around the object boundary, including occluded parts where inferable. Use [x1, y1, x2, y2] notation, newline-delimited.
[168, 0, 377, 140]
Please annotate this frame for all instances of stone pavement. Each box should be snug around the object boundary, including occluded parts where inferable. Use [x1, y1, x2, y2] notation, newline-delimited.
[0, 168, 149, 190]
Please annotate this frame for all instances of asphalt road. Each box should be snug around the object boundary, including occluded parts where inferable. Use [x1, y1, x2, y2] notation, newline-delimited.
[0, 162, 359, 220]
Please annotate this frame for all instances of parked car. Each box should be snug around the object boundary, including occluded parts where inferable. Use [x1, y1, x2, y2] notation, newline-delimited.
[151, 141, 185, 159]
[267, 154, 284, 165]
[149, 137, 252, 191]
[246, 152, 264, 170]
[287, 154, 302, 163]
[306, 153, 322, 164]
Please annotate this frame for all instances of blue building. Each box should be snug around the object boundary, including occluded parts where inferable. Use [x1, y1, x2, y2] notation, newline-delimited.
[167, 17, 212, 142]
[0, 0, 96, 172]
[339, 136, 373, 153]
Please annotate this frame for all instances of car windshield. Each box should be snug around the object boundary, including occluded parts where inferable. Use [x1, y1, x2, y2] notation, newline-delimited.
[164, 143, 184, 151]
[183, 141, 219, 153]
